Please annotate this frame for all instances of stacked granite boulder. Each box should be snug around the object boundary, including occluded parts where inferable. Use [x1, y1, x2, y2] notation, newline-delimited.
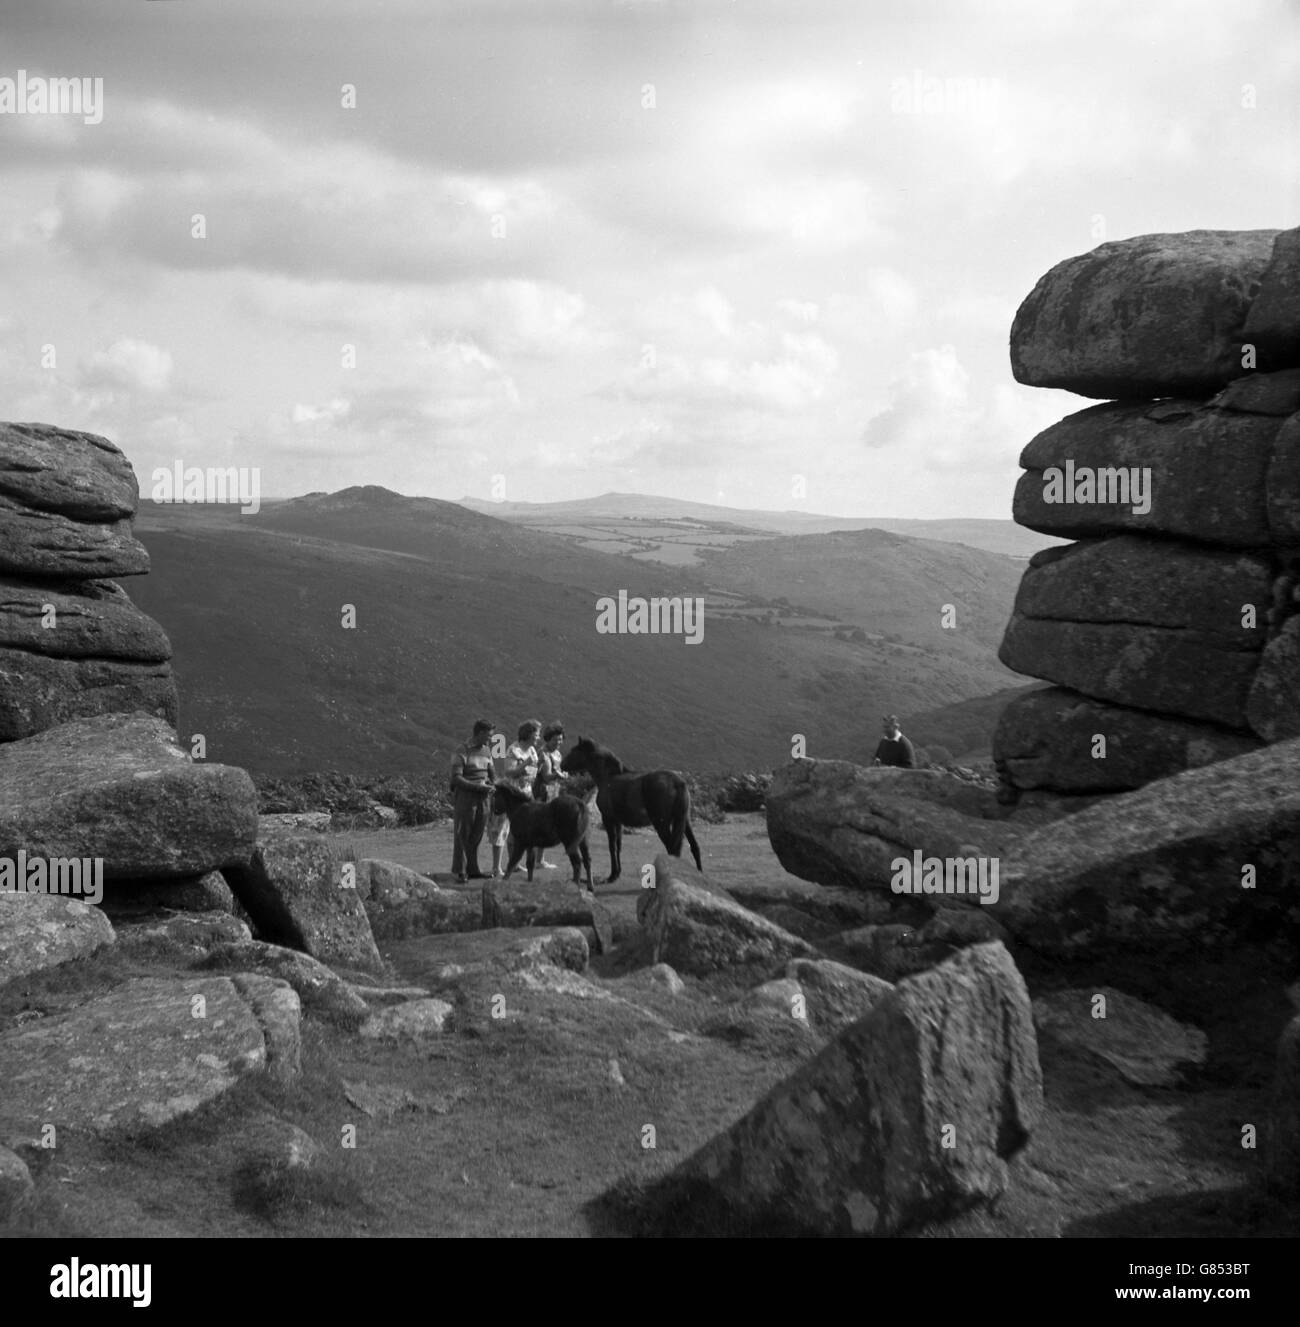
[995, 228, 1300, 798]
[0, 422, 178, 740]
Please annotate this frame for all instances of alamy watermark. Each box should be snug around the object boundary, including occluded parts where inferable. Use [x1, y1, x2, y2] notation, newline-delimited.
[0, 852, 104, 906]
[0, 70, 103, 125]
[890, 70, 1004, 116]
[1042, 461, 1152, 514]
[151, 462, 261, 514]
[596, 591, 704, 644]
[890, 850, 999, 905]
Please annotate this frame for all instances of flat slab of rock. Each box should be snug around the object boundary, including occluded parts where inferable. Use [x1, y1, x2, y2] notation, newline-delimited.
[0, 648, 177, 742]
[1033, 987, 1207, 1087]
[0, 493, 148, 580]
[222, 832, 383, 973]
[637, 854, 815, 977]
[0, 422, 139, 521]
[483, 877, 613, 954]
[648, 942, 1042, 1235]
[354, 858, 481, 941]
[200, 939, 370, 1028]
[995, 686, 1262, 793]
[0, 975, 300, 1138]
[1010, 537, 1271, 644]
[1010, 229, 1279, 398]
[1242, 226, 1300, 371]
[1013, 398, 1288, 546]
[766, 759, 1022, 893]
[999, 615, 1260, 729]
[0, 713, 257, 880]
[994, 737, 1300, 956]
[0, 891, 115, 987]
[100, 871, 236, 918]
[0, 577, 171, 661]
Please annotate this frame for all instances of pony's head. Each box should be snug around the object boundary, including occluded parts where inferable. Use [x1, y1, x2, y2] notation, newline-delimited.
[491, 782, 527, 815]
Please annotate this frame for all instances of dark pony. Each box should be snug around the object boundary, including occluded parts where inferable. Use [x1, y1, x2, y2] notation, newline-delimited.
[559, 736, 701, 883]
[490, 783, 593, 889]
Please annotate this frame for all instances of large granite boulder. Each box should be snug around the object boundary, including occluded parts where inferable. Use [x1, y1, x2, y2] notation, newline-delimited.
[999, 616, 1260, 729]
[992, 737, 1300, 957]
[1010, 229, 1279, 398]
[0, 713, 253, 877]
[0, 649, 177, 743]
[0, 577, 171, 660]
[0, 493, 148, 580]
[0, 422, 149, 582]
[994, 686, 1262, 793]
[1009, 538, 1271, 643]
[222, 831, 383, 973]
[1012, 396, 1289, 546]
[766, 759, 1022, 893]
[0, 975, 300, 1139]
[637, 854, 815, 977]
[1243, 226, 1300, 372]
[0, 891, 115, 987]
[0, 713, 257, 880]
[782, 958, 894, 1035]
[643, 942, 1042, 1235]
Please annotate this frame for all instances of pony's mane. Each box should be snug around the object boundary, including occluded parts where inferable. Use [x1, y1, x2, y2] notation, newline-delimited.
[573, 736, 631, 774]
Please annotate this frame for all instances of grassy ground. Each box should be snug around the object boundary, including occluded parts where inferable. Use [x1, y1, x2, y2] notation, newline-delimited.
[3, 813, 1297, 1238]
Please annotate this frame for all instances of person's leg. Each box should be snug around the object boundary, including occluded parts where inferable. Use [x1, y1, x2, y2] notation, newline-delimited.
[451, 796, 468, 880]
[466, 796, 487, 878]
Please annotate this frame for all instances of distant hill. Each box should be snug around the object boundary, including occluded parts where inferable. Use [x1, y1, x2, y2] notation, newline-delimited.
[127, 488, 1025, 777]
[457, 490, 1063, 561]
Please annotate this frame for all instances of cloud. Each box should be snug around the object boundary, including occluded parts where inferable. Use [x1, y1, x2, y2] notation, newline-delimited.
[80, 338, 173, 393]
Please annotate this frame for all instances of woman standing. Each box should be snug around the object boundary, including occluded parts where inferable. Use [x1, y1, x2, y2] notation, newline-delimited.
[532, 721, 566, 870]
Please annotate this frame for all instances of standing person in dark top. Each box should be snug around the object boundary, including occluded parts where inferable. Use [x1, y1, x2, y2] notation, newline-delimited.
[873, 714, 917, 768]
[449, 718, 497, 882]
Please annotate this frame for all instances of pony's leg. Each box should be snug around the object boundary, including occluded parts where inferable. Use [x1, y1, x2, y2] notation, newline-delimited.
[526, 846, 536, 882]
[606, 822, 621, 882]
[580, 839, 593, 890]
[565, 840, 582, 885]
[503, 844, 525, 879]
[683, 819, 702, 872]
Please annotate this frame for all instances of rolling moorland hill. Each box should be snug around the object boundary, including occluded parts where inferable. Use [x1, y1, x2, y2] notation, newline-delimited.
[126, 487, 1026, 776]
[456, 491, 1065, 562]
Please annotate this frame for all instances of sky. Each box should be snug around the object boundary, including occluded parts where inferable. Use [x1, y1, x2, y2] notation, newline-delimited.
[0, 0, 1296, 518]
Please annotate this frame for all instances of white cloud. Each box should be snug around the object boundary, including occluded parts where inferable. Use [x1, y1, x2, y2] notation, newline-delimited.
[81, 338, 173, 393]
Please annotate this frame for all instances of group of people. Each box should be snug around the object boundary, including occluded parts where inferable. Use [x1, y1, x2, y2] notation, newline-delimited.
[448, 718, 567, 882]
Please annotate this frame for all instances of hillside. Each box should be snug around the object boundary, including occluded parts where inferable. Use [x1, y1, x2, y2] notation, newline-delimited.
[457, 491, 1064, 561]
[127, 490, 1023, 776]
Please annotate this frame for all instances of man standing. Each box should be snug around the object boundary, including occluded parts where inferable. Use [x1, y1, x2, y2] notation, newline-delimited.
[873, 714, 917, 769]
[450, 718, 497, 882]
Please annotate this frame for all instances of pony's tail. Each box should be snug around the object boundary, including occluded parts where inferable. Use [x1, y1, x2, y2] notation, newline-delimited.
[667, 781, 690, 856]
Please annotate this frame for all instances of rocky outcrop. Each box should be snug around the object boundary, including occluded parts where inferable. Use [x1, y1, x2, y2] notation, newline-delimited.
[644, 942, 1042, 1235]
[221, 831, 383, 974]
[0, 713, 258, 882]
[0, 975, 301, 1138]
[0, 891, 115, 987]
[997, 225, 1300, 797]
[0, 423, 175, 740]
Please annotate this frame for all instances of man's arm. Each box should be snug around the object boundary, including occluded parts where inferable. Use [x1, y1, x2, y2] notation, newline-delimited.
[898, 736, 917, 768]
